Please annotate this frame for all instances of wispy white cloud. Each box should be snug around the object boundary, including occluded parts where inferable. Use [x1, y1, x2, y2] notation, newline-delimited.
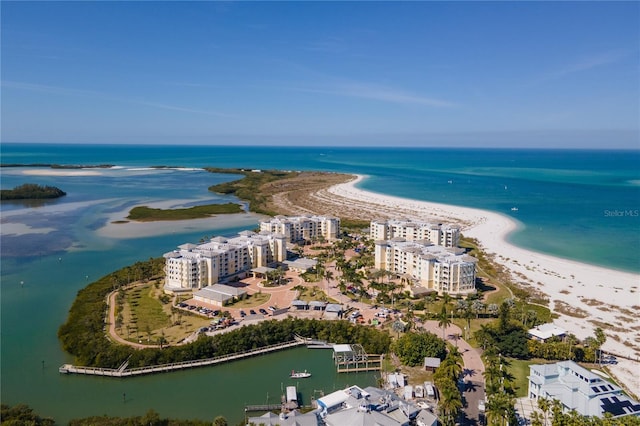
[1, 80, 233, 117]
[542, 49, 632, 81]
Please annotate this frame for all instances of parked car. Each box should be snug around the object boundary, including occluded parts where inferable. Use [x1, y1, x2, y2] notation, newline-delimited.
[250, 309, 256, 315]
[259, 308, 268, 315]
[240, 310, 246, 317]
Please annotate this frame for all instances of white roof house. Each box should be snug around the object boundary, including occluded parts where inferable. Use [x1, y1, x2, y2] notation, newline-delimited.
[528, 323, 567, 342]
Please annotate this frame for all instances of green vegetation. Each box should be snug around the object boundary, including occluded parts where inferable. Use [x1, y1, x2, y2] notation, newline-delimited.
[391, 331, 447, 366]
[58, 258, 166, 367]
[126, 203, 243, 221]
[474, 301, 530, 358]
[0, 183, 66, 200]
[340, 218, 371, 230]
[433, 346, 465, 426]
[508, 357, 536, 397]
[206, 168, 299, 215]
[0, 404, 55, 425]
[127, 284, 172, 333]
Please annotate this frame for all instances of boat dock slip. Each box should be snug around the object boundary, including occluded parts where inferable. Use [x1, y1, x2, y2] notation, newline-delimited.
[59, 340, 304, 377]
[333, 344, 383, 373]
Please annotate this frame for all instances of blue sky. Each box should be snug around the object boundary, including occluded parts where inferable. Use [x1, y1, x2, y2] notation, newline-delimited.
[1, 1, 638, 148]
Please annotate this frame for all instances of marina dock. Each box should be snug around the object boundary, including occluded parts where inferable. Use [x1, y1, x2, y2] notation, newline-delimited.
[333, 344, 383, 373]
[59, 340, 305, 377]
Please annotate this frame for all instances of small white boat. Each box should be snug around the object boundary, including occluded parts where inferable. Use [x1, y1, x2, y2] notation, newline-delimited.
[290, 369, 311, 378]
[511, 207, 519, 211]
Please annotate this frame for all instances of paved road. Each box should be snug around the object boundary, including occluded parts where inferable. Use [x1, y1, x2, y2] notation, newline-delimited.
[420, 321, 486, 426]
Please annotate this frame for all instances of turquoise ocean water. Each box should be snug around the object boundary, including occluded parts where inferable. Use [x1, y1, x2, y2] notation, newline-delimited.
[1, 143, 638, 423]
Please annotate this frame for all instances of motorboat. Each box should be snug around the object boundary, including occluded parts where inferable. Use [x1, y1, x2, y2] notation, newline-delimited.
[290, 369, 311, 378]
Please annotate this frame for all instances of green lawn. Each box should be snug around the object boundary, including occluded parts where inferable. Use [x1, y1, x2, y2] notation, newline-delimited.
[229, 292, 271, 308]
[127, 284, 171, 333]
[508, 358, 538, 397]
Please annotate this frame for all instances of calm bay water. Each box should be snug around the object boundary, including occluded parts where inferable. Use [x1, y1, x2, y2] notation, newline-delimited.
[1, 143, 638, 423]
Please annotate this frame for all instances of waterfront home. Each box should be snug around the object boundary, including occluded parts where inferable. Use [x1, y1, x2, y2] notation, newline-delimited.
[528, 360, 640, 418]
[527, 323, 567, 342]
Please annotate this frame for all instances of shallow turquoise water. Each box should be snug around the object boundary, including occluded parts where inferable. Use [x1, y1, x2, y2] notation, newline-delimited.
[1, 143, 638, 422]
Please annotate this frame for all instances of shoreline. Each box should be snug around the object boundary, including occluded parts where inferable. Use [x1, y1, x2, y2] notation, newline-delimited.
[324, 174, 640, 397]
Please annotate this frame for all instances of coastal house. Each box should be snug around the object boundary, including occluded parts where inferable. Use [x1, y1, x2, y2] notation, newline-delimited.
[260, 215, 341, 243]
[370, 219, 460, 247]
[528, 360, 640, 418]
[318, 385, 420, 426]
[527, 323, 567, 342]
[374, 238, 477, 296]
[163, 231, 286, 293]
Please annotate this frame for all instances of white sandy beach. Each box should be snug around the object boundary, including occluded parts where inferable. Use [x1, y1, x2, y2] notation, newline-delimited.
[327, 175, 640, 397]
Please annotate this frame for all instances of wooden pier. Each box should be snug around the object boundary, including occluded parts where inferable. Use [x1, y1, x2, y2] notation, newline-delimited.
[244, 404, 284, 412]
[336, 353, 384, 373]
[59, 340, 304, 378]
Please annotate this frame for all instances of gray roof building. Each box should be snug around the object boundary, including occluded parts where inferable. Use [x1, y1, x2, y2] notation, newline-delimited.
[528, 360, 640, 418]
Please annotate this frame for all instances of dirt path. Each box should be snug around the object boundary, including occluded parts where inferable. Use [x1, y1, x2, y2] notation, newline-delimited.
[106, 284, 160, 349]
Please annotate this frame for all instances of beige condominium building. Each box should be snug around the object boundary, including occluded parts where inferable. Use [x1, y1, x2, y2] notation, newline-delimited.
[163, 230, 286, 293]
[370, 219, 460, 247]
[260, 215, 340, 243]
[374, 238, 477, 296]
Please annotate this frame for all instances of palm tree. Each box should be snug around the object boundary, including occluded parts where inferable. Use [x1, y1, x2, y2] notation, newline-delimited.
[537, 397, 551, 426]
[438, 384, 463, 426]
[324, 269, 334, 285]
[438, 305, 452, 340]
[485, 393, 515, 426]
[441, 345, 464, 382]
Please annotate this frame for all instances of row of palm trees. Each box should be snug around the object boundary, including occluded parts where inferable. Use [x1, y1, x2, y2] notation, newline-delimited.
[482, 345, 518, 426]
[433, 345, 465, 426]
